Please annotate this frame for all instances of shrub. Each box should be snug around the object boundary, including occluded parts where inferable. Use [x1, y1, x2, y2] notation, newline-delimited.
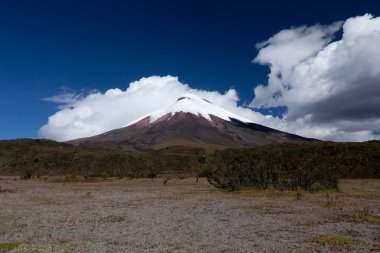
[20, 170, 32, 180]
[313, 236, 360, 245]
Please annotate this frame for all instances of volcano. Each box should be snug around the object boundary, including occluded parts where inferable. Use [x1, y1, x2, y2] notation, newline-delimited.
[68, 94, 312, 150]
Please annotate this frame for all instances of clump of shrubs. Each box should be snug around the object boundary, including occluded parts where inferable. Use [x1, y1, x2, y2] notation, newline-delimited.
[20, 169, 32, 180]
[205, 148, 339, 191]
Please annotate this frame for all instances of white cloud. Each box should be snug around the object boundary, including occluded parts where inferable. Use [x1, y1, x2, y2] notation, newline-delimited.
[251, 13, 380, 141]
[42, 87, 98, 109]
[43, 92, 80, 105]
[39, 76, 277, 141]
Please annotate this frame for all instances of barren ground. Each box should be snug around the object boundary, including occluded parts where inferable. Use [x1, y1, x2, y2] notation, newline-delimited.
[0, 177, 379, 252]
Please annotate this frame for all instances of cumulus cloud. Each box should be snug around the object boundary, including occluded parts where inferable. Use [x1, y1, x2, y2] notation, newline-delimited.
[251, 13, 380, 141]
[39, 76, 276, 141]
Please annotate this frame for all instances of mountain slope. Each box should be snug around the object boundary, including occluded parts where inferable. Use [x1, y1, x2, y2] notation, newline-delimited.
[68, 94, 312, 150]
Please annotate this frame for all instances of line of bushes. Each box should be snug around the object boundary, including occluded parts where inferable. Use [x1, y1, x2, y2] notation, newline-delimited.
[0, 139, 379, 188]
[204, 141, 380, 191]
[205, 149, 339, 191]
[0, 139, 207, 179]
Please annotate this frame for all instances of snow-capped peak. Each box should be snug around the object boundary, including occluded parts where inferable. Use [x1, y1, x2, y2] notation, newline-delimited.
[125, 93, 253, 126]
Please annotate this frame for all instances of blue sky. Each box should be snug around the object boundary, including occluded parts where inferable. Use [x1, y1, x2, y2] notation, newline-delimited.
[1, 0, 379, 140]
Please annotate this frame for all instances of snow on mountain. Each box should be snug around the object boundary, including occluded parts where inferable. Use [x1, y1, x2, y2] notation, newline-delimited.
[125, 93, 253, 127]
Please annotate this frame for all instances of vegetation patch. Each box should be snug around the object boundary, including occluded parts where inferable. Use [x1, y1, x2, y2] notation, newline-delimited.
[359, 215, 380, 223]
[100, 215, 126, 223]
[313, 236, 360, 245]
[0, 187, 16, 193]
[0, 242, 23, 252]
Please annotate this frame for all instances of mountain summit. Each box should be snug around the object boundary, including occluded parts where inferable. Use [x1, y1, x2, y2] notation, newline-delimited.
[126, 93, 252, 127]
[69, 94, 311, 150]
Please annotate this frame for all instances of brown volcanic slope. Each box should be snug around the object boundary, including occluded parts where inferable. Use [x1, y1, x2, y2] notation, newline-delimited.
[69, 112, 312, 151]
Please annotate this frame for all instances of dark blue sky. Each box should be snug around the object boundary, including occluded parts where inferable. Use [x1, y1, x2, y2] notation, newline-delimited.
[1, 0, 379, 139]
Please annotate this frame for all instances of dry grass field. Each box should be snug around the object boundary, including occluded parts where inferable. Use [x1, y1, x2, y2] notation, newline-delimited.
[0, 177, 379, 252]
